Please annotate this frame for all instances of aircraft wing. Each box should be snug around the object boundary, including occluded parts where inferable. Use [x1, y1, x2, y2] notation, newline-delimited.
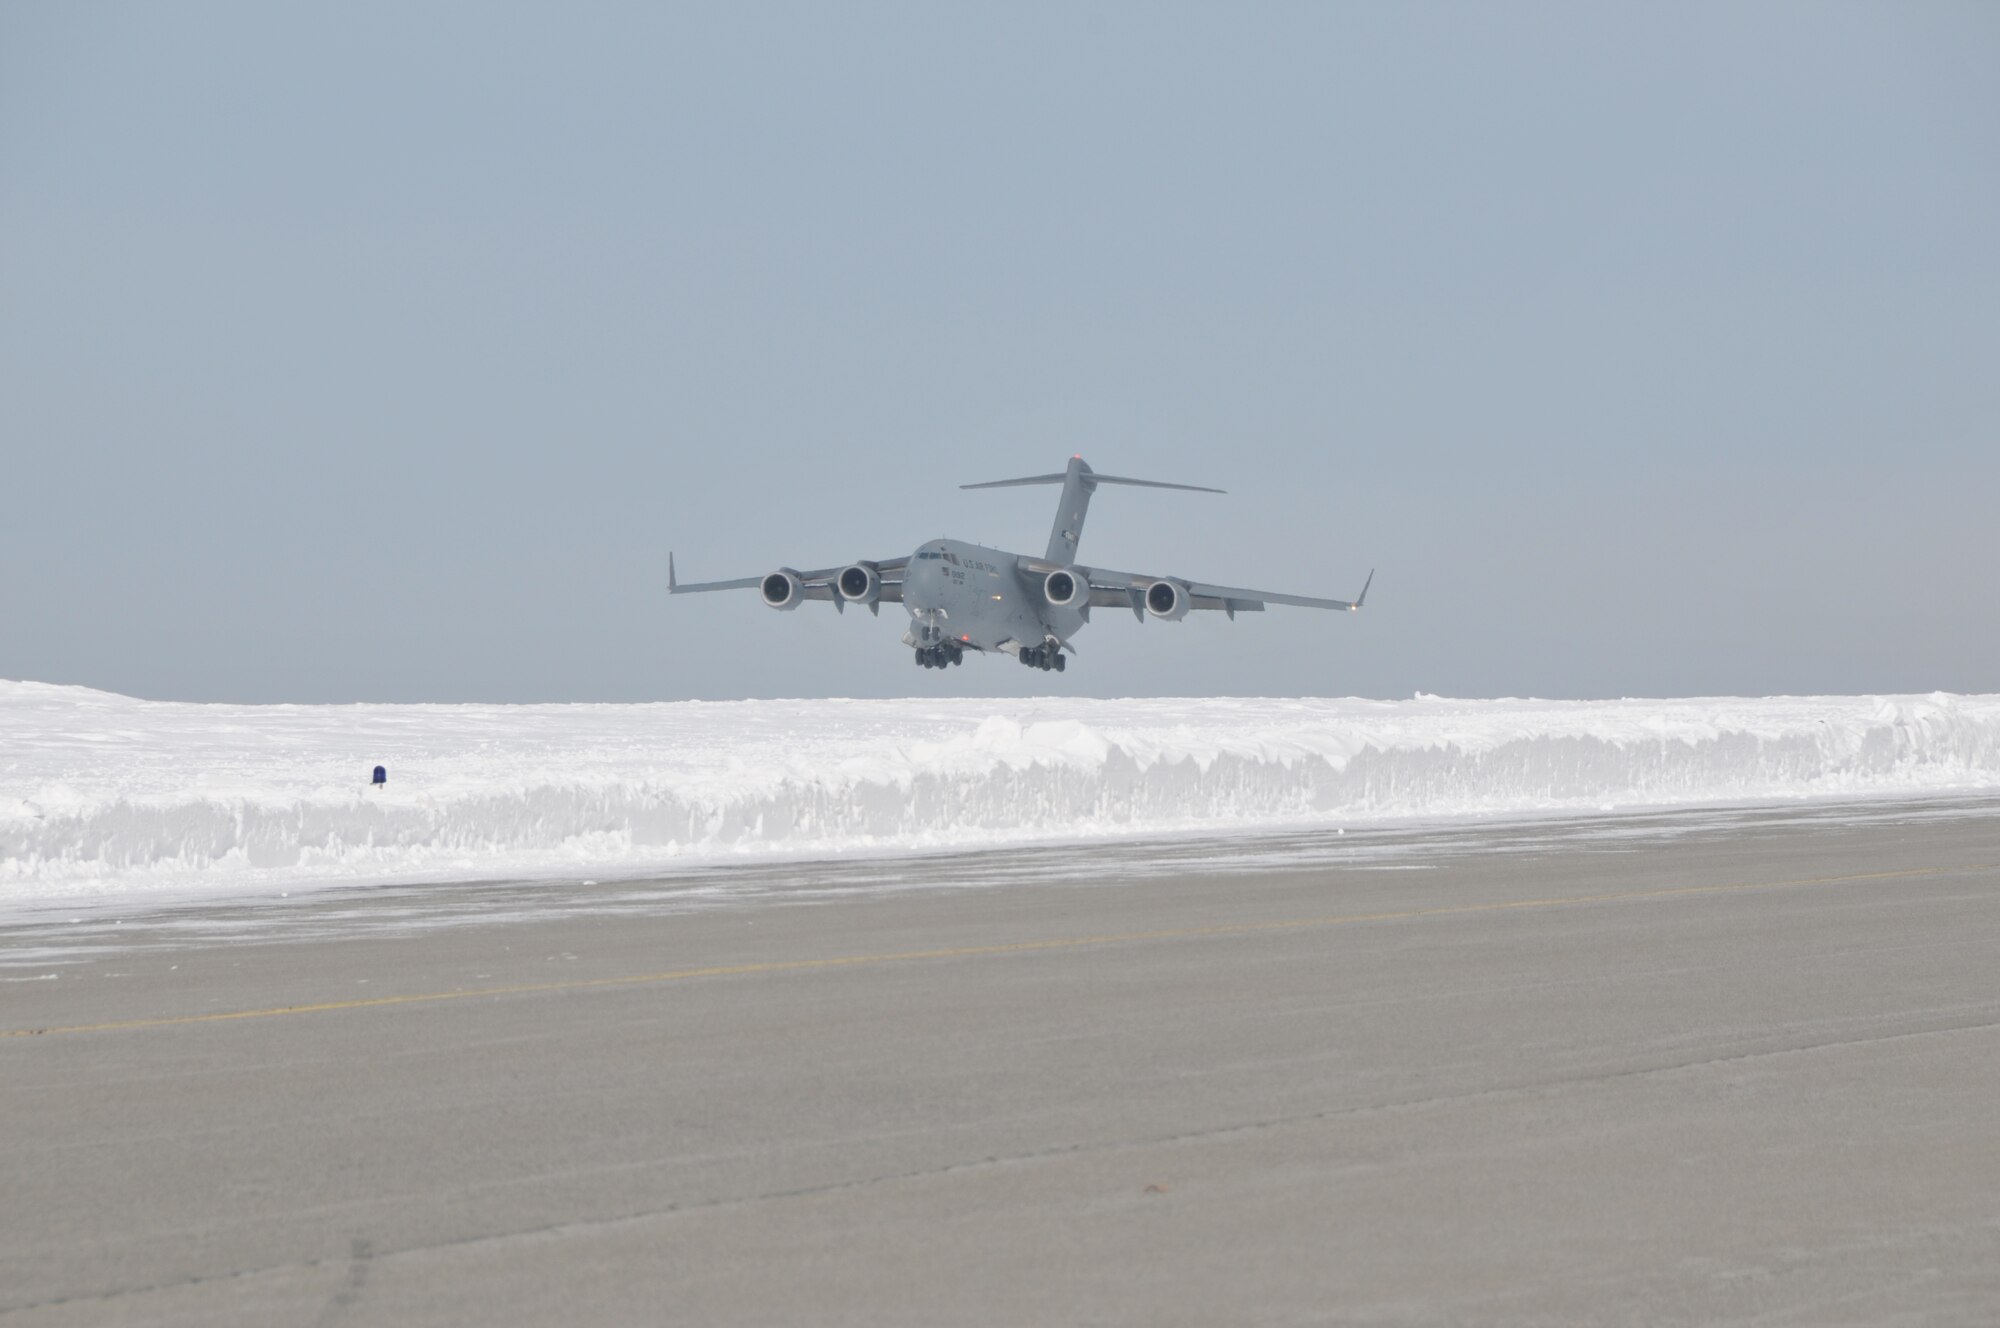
[1025, 561, 1372, 617]
[668, 555, 909, 607]
[773, 583, 909, 605]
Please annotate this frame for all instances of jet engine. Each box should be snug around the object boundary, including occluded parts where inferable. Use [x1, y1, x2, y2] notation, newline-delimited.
[1043, 567, 1087, 608]
[760, 569, 805, 610]
[1144, 578, 1191, 622]
[836, 563, 882, 604]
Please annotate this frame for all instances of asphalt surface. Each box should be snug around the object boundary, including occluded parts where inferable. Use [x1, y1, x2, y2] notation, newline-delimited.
[5, 802, 1999, 1325]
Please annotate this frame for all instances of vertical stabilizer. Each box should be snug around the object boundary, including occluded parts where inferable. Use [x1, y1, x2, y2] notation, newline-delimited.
[1046, 456, 1095, 564]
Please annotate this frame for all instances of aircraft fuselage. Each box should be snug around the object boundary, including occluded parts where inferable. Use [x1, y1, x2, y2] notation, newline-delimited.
[900, 539, 1079, 660]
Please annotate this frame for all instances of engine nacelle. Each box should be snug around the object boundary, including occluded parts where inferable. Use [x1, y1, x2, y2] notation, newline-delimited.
[1043, 567, 1087, 608]
[760, 568, 805, 611]
[1144, 578, 1191, 622]
[836, 563, 882, 604]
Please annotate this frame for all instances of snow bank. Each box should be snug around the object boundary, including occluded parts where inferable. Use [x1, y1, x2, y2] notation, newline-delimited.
[5, 681, 2000, 902]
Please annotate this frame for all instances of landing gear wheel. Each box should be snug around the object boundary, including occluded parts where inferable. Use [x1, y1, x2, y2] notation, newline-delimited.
[1053, 652, 1065, 672]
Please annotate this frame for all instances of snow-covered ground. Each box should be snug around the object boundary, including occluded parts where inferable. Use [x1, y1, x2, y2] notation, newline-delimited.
[5, 681, 1999, 904]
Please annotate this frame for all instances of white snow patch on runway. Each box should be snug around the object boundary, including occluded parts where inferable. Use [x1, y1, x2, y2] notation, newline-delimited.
[5, 681, 1999, 902]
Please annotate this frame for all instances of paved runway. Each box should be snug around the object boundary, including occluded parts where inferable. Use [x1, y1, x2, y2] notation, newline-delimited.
[5, 801, 1999, 1325]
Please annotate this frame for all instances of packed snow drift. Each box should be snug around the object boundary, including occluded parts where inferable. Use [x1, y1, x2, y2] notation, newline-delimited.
[5, 681, 2000, 903]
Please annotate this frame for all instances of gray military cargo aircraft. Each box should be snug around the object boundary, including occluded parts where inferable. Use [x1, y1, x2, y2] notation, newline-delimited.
[669, 455, 1371, 672]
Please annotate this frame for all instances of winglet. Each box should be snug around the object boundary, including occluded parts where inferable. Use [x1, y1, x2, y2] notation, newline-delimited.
[668, 552, 677, 593]
[1353, 568, 1374, 610]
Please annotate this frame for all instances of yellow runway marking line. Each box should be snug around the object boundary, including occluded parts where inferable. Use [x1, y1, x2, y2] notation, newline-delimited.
[5, 862, 1990, 1040]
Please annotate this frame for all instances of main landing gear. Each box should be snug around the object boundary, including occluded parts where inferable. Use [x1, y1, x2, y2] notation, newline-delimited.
[1018, 644, 1065, 672]
[915, 644, 963, 668]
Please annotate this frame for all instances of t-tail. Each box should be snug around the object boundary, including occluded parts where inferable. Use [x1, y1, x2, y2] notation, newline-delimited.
[961, 455, 1223, 564]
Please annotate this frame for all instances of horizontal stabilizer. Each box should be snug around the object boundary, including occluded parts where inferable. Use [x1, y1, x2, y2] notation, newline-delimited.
[961, 471, 1222, 494]
[961, 455, 1226, 562]
[1087, 473, 1224, 494]
[960, 473, 1068, 490]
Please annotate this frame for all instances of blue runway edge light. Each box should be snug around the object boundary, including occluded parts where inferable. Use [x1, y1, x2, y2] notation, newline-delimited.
[372, 765, 386, 786]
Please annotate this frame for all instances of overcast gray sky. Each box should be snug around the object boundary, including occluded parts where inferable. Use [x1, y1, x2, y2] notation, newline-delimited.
[3, 2, 1995, 703]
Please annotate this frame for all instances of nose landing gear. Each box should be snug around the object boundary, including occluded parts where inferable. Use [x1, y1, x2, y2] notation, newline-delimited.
[915, 645, 964, 668]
